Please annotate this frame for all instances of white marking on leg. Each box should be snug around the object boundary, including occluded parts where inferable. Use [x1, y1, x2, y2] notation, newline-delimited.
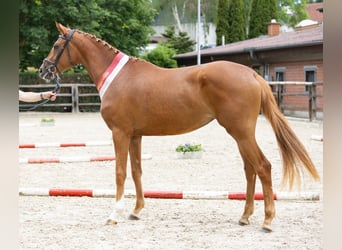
[108, 198, 125, 222]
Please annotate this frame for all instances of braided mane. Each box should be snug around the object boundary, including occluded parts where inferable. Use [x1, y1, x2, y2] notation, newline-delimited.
[76, 29, 140, 61]
[76, 29, 120, 54]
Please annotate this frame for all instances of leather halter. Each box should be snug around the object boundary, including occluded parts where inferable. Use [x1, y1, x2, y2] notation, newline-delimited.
[43, 29, 76, 74]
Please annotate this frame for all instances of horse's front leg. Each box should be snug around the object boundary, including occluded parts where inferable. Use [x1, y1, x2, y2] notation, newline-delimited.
[106, 130, 130, 225]
[128, 135, 145, 220]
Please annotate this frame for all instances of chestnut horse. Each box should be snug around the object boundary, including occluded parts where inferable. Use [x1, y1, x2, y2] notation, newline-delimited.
[39, 23, 319, 231]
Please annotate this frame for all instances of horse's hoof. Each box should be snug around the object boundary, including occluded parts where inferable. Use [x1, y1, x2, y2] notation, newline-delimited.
[128, 214, 140, 220]
[262, 224, 273, 232]
[105, 219, 118, 225]
[238, 218, 250, 226]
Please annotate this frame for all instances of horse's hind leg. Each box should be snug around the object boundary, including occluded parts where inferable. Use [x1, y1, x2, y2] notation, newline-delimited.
[128, 136, 145, 220]
[235, 136, 275, 231]
[238, 162, 257, 226]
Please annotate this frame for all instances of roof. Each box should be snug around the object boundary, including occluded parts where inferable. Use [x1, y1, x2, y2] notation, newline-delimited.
[174, 24, 323, 59]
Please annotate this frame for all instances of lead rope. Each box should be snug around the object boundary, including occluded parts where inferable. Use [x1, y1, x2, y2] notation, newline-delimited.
[20, 75, 61, 112]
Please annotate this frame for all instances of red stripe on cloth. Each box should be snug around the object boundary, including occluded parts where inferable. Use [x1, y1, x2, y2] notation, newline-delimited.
[49, 188, 93, 197]
[97, 52, 125, 92]
[143, 190, 183, 199]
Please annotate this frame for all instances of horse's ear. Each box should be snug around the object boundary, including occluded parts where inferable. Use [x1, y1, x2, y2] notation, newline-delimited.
[55, 22, 69, 35]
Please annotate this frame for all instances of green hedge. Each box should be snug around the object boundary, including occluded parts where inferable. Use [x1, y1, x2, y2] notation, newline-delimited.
[19, 72, 92, 85]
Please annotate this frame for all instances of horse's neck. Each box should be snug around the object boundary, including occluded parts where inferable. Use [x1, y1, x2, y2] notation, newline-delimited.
[81, 51, 115, 85]
[75, 35, 118, 86]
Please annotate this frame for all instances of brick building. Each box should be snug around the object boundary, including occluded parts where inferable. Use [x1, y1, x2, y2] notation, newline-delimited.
[174, 4, 323, 119]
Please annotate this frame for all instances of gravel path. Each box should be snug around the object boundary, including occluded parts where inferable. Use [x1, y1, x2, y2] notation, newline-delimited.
[19, 112, 323, 250]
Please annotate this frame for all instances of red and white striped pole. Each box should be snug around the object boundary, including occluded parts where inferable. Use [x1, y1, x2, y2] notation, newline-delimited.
[19, 141, 113, 148]
[19, 188, 320, 201]
[310, 135, 323, 142]
[19, 154, 152, 164]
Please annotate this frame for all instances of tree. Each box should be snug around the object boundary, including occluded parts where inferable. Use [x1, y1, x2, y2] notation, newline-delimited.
[278, 0, 309, 27]
[152, 0, 218, 27]
[215, 0, 230, 46]
[152, 0, 218, 47]
[19, 0, 107, 71]
[19, 0, 156, 71]
[142, 25, 194, 67]
[97, 0, 156, 56]
[153, 0, 311, 47]
[227, 0, 247, 43]
[162, 26, 196, 53]
[142, 44, 178, 68]
[249, 0, 278, 39]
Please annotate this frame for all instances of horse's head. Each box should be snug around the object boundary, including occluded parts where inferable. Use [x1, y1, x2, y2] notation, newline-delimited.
[39, 23, 77, 81]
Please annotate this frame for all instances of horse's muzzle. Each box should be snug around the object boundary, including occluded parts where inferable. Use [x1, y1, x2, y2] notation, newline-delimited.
[38, 59, 57, 81]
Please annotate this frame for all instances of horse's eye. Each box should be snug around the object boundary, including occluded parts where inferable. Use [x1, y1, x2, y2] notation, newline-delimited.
[53, 45, 59, 50]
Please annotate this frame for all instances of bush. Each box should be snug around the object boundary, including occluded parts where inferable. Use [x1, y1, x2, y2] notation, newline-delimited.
[176, 143, 203, 153]
[142, 44, 178, 68]
[19, 71, 92, 85]
[19, 72, 47, 85]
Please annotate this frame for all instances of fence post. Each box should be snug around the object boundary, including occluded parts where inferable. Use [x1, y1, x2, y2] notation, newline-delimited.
[279, 84, 284, 113]
[72, 85, 79, 113]
[309, 83, 317, 121]
[275, 84, 280, 106]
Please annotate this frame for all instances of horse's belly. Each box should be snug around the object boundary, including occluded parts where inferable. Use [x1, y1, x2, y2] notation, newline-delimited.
[133, 110, 214, 136]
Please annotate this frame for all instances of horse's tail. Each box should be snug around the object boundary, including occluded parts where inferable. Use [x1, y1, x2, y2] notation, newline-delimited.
[255, 74, 320, 189]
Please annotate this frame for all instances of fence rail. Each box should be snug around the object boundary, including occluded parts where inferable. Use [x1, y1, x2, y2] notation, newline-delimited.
[19, 82, 323, 120]
[268, 81, 323, 121]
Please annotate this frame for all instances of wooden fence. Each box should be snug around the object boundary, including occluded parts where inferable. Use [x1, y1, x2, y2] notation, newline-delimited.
[269, 81, 323, 121]
[19, 81, 323, 121]
[19, 83, 101, 113]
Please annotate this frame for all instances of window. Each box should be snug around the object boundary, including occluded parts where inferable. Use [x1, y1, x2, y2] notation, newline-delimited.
[275, 67, 286, 81]
[273, 67, 286, 93]
[304, 66, 317, 92]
